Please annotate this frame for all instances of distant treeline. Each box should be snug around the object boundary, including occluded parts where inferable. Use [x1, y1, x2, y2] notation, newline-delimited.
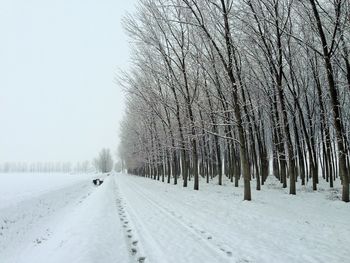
[0, 161, 93, 173]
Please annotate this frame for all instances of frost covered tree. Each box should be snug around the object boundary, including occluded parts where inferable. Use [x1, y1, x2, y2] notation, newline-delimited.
[118, 0, 350, 202]
[94, 148, 114, 173]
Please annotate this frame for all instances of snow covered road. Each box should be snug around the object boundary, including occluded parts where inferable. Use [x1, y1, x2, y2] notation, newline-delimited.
[1, 173, 349, 263]
[115, 174, 350, 263]
[116, 175, 234, 263]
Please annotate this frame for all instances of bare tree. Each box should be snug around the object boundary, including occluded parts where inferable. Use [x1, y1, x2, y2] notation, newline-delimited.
[94, 148, 114, 173]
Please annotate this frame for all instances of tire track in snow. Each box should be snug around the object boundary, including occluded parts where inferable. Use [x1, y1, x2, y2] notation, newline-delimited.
[117, 176, 233, 263]
[126, 178, 236, 258]
[127, 179, 233, 259]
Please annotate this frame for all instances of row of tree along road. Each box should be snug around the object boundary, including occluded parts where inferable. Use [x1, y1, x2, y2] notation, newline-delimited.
[118, 0, 350, 202]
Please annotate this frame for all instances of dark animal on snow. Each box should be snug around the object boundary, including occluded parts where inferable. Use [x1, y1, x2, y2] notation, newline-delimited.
[92, 179, 103, 186]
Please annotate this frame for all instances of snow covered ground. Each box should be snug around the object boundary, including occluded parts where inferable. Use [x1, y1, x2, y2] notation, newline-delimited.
[0, 173, 95, 209]
[115, 175, 350, 263]
[0, 172, 128, 263]
[0, 172, 349, 263]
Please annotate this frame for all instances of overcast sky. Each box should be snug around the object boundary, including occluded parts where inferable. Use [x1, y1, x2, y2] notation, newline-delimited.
[0, 0, 136, 163]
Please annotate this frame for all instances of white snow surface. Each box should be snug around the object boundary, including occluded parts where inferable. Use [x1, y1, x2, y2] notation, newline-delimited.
[0, 173, 95, 209]
[0, 173, 128, 263]
[0, 172, 349, 263]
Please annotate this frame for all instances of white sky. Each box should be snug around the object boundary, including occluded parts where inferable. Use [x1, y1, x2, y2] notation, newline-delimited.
[0, 0, 136, 163]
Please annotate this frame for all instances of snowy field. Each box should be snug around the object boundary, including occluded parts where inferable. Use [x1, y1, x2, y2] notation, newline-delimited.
[0, 172, 129, 263]
[0, 173, 96, 209]
[0, 173, 349, 263]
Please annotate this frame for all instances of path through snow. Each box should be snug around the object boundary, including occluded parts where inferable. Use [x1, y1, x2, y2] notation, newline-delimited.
[1, 172, 349, 263]
[115, 174, 350, 263]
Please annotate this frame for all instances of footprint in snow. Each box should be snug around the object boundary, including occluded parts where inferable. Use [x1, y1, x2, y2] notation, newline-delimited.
[132, 241, 138, 246]
[236, 258, 250, 263]
[138, 256, 146, 263]
[34, 238, 42, 244]
[131, 248, 137, 255]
